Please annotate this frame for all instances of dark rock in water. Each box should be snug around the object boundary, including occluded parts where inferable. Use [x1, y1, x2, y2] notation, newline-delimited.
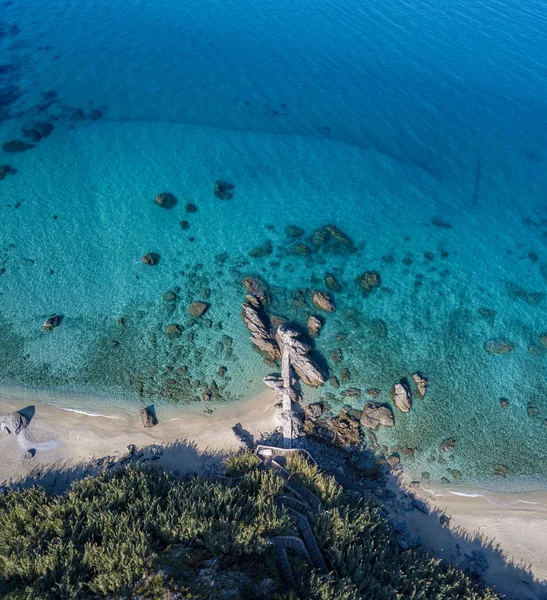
[163, 291, 178, 302]
[341, 387, 361, 398]
[214, 180, 234, 200]
[447, 468, 462, 480]
[249, 240, 273, 257]
[22, 121, 54, 142]
[309, 224, 356, 254]
[439, 438, 456, 453]
[528, 343, 543, 355]
[324, 272, 341, 292]
[187, 301, 209, 317]
[186, 202, 197, 213]
[70, 108, 86, 121]
[365, 388, 380, 398]
[307, 315, 322, 338]
[312, 291, 335, 312]
[329, 375, 339, 388]
[357, 270, 381, 294]
[506, 281, 545, 305]
[340, 367, 350, 384]
[540, 334, 547, 348]
[371, 319, 388, 339]
[241, 295, 280, 359]
[432, 217, 452, 229]
[242, 275, 270, 306]
[499, 397, 510, 409]
[276, 324, 325, 387]
[165, 324, 183, 338]
[180, 220, 190, 230]
[0, 411, 29, 436]
[478, 307, 496, 319]
[422, 471, 430, 480]
[440, 477, 451, 484]
[483, 338, 514, 354]
[0, 84, 21, 107]
[42, 314, 62, 330]
[412, 372, 428, 398]
[142, 253, 160, 265]
[285, 225, 304, 238]
[361, 402, 395, 430]
[391, 379, 412, 413]
[0, 164, 17, 180]
[140, 406, 158, 428]
[154, 192, 178, 209]
[527, 405, 541, 418]
[287, 242, 311, 255]
[3, 140, 34, 153]
[332, 349, 343, 363]
[493, 464, 510, 477]
[89, 109, 103, 120]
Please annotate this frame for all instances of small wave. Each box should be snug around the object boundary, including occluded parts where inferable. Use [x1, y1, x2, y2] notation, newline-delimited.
[60, 407, 125, 420]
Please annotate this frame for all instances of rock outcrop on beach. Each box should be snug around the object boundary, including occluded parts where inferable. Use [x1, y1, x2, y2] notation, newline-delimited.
[140, 406, 158, 428]
[361, 402, 395, 429]
[412, 372, 428, 398]
[391, 380, 412, 412]
[276, 324, 325, 387]
[241, 296, 280, 360]
[0, 411, 29, 435]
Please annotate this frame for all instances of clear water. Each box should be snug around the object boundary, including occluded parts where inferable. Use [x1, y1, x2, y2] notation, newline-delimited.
[1, 0, 546, 490]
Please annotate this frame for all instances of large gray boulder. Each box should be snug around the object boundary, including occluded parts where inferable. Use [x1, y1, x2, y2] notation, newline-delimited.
[276, 324, 325, 387]
[241, 296, 280, 359]
[361, 402, 395, 430]
[0, 411, 29, 435]
[391, 380, 413, 413]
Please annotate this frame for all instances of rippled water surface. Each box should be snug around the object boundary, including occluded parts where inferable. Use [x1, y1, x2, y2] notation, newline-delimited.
[1, 0, 546, 489]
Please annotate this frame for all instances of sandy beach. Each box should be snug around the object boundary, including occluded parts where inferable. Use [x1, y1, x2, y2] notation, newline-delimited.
[1, 393, 546, 599]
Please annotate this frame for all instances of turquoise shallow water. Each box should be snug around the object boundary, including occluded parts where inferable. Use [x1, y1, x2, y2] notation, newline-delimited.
[1, 0, 546, 490]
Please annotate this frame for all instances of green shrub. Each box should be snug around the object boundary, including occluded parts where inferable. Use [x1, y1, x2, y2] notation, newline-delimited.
[224, 450, 262, 477]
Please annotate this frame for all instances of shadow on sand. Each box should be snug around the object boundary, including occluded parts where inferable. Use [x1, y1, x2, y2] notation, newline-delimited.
[1, 433, 546, 600]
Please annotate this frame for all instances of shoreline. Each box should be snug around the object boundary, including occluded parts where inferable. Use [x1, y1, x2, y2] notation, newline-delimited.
[1, 393, 546, 596]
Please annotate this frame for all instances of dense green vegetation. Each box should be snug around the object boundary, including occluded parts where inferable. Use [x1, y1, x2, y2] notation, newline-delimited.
[0, 452, 502, 599]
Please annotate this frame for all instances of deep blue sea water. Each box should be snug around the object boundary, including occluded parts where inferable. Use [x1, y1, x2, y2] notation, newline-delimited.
[1, 0, 546, 490]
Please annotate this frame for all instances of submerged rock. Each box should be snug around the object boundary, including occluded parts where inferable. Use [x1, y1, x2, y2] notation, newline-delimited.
[361, 402, 395, 430]
[42, 314, 62, 330]
[142, 253, 160, 265]
[185, 202, 197, 213]
[357, 271, 381, 294]
[214, 180, 234, 200]
[0, 411, 29, 435]
[312, 291, 335, 312]
[165, 324, 183, 338]
[391, 379, 412, 412]
[2, 140, 34, 153]
[412, 372, 428, 398]
[493, 464, 510, 477]
[154, 192, 178, 209]
[324, 272, 341, 292]
[307, 315, 322, 338]
[287, 242, 312, 255]
[249, 240, 273, 257]
[187, 302, 209, 318]
[22, 121, 54, 142]
[0, 164, 17, 180]
[285, 225, 305, 238]
[484, 338, 514, 354]
[439, 438, 456, 453]
[499, 397, 510, 409]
